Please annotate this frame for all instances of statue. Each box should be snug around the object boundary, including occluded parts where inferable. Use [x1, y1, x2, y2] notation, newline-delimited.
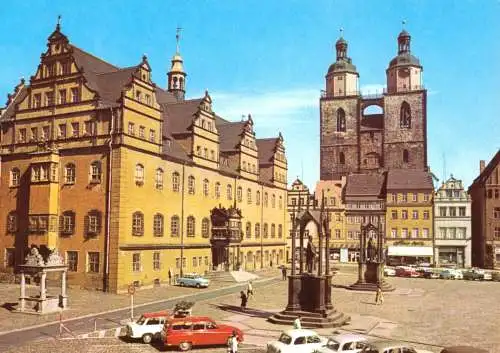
[306, 235, 316, 273]
[24, 247, 45, 266]
[367, 238, 375, 263]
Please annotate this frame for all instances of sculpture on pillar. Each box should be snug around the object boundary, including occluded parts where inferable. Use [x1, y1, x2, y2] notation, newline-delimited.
[305, 235, 316, 273]
[367, 238, 375, 263]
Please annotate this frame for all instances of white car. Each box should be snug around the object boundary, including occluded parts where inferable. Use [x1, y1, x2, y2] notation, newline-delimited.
[126, 311, 170, 343]
[267, 329, 327, 353]
[314, 333, 368, 353]
[383, 267, 396, 277]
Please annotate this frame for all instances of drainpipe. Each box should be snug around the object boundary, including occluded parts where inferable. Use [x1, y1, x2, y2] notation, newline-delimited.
[104, 107, 115, 292]
[180, 163, 186, 277]
[260, 184, 264, 268]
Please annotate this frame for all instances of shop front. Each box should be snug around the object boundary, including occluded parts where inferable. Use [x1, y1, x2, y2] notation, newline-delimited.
[387, 246, 433, 266]
[436, 246, 465, 268]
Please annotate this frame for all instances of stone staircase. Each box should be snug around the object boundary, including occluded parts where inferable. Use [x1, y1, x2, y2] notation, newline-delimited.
[268, 309, 350, 328]
[205, 270, 260, 283]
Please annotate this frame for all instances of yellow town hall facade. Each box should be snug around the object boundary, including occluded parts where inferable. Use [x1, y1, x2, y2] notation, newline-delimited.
[0, 24, 288, 293]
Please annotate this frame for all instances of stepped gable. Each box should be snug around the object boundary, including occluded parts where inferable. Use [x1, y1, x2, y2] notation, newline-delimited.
[386, 169, 433, 190]
[345, 173, 386, 197]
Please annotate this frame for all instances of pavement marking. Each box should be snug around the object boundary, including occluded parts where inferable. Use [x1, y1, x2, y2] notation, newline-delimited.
[0, 275, 280, 337]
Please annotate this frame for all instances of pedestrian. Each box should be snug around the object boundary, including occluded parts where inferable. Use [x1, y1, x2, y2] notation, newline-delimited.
[227, 331, 239, 353]
[281, 266, 287, 280]
[375, 284, 384, 305]
[270, 260, 273, 268]
[168, 267, 172, 285]
[240, 291, 248, 312]
[293, 315, 302, 329]
[247, 280, 254, 299]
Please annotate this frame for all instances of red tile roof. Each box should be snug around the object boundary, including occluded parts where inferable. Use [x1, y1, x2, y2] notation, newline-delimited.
[469, 149, 500, 190]
[256, 138, 277, 164]
[345, 173, 386, 196]
[162, 98, 203, 134]
[386, 169, 434, 190]
[217, 121, 245, 151]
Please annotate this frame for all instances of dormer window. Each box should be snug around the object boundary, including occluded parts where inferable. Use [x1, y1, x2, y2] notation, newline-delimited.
[30, 127, 38, 141]
[136, 90, 142, 102]
[59, 89, 67, 104]
[45, 91, 54, 106]
[62, 61, 71, 75]
[33, 94, 41, 108]
[71, 88, 80, 103]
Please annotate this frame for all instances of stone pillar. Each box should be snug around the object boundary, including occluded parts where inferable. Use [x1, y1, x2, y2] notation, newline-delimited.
[324, 274, 333, 310]
[19, 272, 26, 311]
[60, 270, 68, 308]
[40, 272, 47, 300]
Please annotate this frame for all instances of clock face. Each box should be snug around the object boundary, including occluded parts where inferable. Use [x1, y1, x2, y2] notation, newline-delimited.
[398, 68, 410, 77]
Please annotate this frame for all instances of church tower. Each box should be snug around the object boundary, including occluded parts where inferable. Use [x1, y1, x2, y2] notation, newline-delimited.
[383, 26, 427, 171]
[167, 28, 186, 101]
[320, 31, 361, 180]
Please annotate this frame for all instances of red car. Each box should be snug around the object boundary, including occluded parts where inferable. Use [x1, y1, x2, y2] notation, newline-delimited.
[161, 316, 244, 351]
[395, 266, 421, 278]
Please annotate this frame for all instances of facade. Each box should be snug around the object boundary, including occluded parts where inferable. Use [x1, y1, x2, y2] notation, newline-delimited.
[385, 170, 434, 265]
[0, 24, 287, 293]
[468, 150, 500, 269]
[320, 30, 427, 181]
[434, 176, 472, 268]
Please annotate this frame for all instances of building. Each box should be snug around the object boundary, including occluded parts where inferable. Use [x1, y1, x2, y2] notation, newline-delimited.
[385, 170, 434, 265]
[434, 176, 472, 268]
[0, 24, 288, 293]
[320, 29, 427, 181]
[468, 150, 500, 269]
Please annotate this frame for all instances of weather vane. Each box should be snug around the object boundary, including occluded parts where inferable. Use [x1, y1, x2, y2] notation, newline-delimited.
[402, 19, 407, 29]
[56, 15, 62, 29]
[339, 27, 344, 38]
[176, 26, 183, 53]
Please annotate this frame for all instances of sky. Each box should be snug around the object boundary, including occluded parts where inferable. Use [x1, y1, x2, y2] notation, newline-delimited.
[0, 0, 499, 190]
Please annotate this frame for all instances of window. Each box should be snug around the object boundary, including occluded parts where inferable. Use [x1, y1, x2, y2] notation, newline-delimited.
[202, 218, 210, 238]
[83, 121, 92, 136]
[155, 168, 163, 190]
[271, 194, 276, 208]
[336, 108, 346, 132]
[391, 210, 398, 219]
[32, 166, 41, 182]
[264, 192, 268, 207]
[227, 184, 233, 200]
[10, 168, 20, 187]
[412, 228, 419, 238]
[271, 224, 276, 238]
[58, 124, 67, 138]
[128, 122, 135, 135]
[62, 61, 71, 75]
[278, 224, 283, 238]
[391, 193, 397, 202]
[401, 210, 408, 219]
[71, 122, 79, 137]
[263, 223, 269, 238]
[132, 253, 141, 272]
[135, 164, 145, 185]
[339, 152, 345, 164]
[171, 215, 179, 237]
[86, 210, 101, 235]
[71, 87, 80, 103]
[196, 146, 201, 156]
[400, 101, 411, 128]
[439, 207, 447, 217]
[403, 149, 409, 163]
[412, 193, 417, 202]
[67, 251, 78, 272]
[45, 91, 54, 106]
[139, 126, 145, 139]
[187, 216, 195, 237]
[47, 63, 56, 77]
[88, 252, 100, 273]
[256, 191, 261, 205]
[255, 223, 260, 238]
[494, 227, 500, 240]
[401, 228, 408, 238]
[423, 228, 429, 238]
[215, 182, 221, 199]
[246, 222, 251, 238]
[192, 257, 198, 267]
[449, 207, 456, 217]
[30, 127, 38, 141]
[60, 211, 75, 234]
[154, 214, 164, 237]
[423, 193, 429, 202]
[203, 179, 209, 197]
[5, 248, 15, 268]
[153, 252, 161, 271]
[64, 164, 75, 184]
[136, 90, 142, 102]
[422, 210, 429, 220]
[18, 128, 27, 143]
[41, 126, 50, 140]
[391, 228, 397, 238]
[172, 172, 180, 192]
[59, 89, 67, 104]
[210, 150, 215, 160]
[33, 94, 41, 108]
[90, 161, 101, 183]
[188, 176, 195, 194]
[237, 187, 242, 202]
[412, 210, 418, 219]
[459, 207, 466, 217]
[203, 148, 208, 159]
[132, 212, 144, 236]
[402, 193, 407, 202]
[149, 129, 156, 142]
[7, 212, 18, 232]
[247, 188, 252, 204]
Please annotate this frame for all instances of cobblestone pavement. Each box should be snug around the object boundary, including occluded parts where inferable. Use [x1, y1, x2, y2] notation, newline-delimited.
[0, 268, 279, 333]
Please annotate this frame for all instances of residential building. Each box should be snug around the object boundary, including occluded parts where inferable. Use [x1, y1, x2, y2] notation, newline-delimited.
[0, 24, 287, 293]
[434, 176, 471, 268]
[468, 150, 500, 269]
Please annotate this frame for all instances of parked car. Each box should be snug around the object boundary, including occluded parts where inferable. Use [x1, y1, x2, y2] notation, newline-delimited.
[161, 316, 243, 351]
[314, 333, 368, 353]
[126, 311, 171, 343]
[492, 271, 500, 282]
[267, 329, 327, 353]
[440, 269, 460, 280]
[463, 268, 492, 281]
[384, 267, 396, 277]
[418, 268, 439, 279]
[360, 340, 433, 353]
[177, 273, 210, 288]
[395, 267, 420, 278]
[440, 346, 489, 353]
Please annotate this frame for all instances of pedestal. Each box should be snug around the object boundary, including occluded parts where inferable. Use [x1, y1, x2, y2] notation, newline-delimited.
[348, 262, 395, 292]
[285, 275, 302, 312]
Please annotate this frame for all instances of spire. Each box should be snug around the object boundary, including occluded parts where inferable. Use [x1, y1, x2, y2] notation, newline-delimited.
[56, 15, 61, 32]
[176, 26, 182, 54]
[167, 27, 187, 101]
[398, 20, 411, 54]
[335, 27, 348, 61]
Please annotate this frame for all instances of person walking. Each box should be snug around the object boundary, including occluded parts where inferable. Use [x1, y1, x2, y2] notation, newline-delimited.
[227, 331, 239, 353]
[246, 281, 254, 299]
[168, 267, 173, 285]
[375, 284, 384, 305]
[240, 291, 248, 312]
[293, 315, 302, 329]
[281, 266, 287, 280]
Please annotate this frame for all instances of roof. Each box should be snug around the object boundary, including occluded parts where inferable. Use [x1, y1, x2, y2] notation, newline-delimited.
[328, 58, 357, 75]
[364, 340, 413, 350]
[0, 85, 28, 121]
[469, 149, 500, 189]
[386, 169, 434, 191]
[256, 138, 277, 164]
[168, 316, 214, 323]
[388, 53, 421, 68]
[217, 121, 245, 151]
[162, 98, 203, 134]
[440, 346, 489, 353]
[142, 311, 171, 318]
[345, 173, 386, 196]
[329, 333, 367, 343]
[161, 137, 191, 163]
[93, 67, 137, 106]
[283, 328, 319, 337]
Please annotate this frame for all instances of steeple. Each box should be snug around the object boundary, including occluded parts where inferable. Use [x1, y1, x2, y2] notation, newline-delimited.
[398, 20, 411, 54]
[335, 28, 348, 60]
[167, 27, 187, 101]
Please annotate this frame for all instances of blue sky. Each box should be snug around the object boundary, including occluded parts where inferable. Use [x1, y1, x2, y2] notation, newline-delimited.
[1, 0, 499, 189]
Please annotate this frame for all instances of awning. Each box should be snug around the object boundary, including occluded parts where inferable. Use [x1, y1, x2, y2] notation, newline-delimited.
[388, 246, 433, 257]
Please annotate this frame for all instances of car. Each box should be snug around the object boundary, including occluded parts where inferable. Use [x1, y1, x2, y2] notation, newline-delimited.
[463, 268, 491, 281]
[177, 273, 210, 288]
[360, 340, 433, 353]
[126, 310, 171, 344]
[439, 269, 458, 280]
[492, 271, 500, 281]
[314, 333, 368, 353]
[266, 329, 327, 353]
[161, 316, 243, 351]
[440, 346, 489, 353]
[418, 268, 439, 279]
[395, 266, 420, 278]
[384, 267, 396, 277]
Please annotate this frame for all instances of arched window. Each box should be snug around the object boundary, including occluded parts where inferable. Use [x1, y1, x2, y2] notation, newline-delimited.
[339, 152, 345, 164]
[336, 108, 346, 132]
[215, 182, 221, 199]
[246, 222, 252, 238]
[247, 188, 252, 204]
[278, 224, 283, 238]
[153, 213, 164, 237]
[10, 168, 20, 187]
[187, 175, 195, 194]
[237, 187, 243, 202]
[271, 194, 276, 208]
[202, 218, 210, 238]
[403, 149, 409, 163]
[135, 164, 145, 185]
[90, 161, 101, 183]
[155, 168, 163, 190]
[172, 172, 180, 192]
[203, 179, 209, 197]
[65, 164, 75, 184]
[132, 212, 144, 236]
[256, 191, 261, 205]
[7, 212, 18, 232]
[170, 215, 179, 237]
[255, 223, 261, 238]
[227, 184, 233, 200]
[263, 223, 269, 238]
[271, 224, 276, 238]
[279, 196, 283, 209]
[187, 216, 195, 236]
[400, 102, 411, 128]
[264, 192, 268, 207]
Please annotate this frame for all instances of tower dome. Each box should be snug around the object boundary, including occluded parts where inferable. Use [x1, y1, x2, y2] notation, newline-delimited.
[167, 28, 187, 101]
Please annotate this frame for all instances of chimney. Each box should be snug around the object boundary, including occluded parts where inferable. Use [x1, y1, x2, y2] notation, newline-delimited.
[480, 160, 486, 173]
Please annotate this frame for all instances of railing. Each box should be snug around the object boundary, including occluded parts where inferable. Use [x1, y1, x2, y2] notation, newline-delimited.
[320, 90, 360, 99]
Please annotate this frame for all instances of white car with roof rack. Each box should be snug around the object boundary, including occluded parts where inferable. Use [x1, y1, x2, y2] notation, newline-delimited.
[267, 329, 327, 353]
[314, 333, 368, 353]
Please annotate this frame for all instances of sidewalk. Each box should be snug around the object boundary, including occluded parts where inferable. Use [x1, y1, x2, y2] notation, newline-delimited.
[0, 269, 280, 334]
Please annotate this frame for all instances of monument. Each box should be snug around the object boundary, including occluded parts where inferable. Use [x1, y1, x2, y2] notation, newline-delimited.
[269, 192, 350, 328]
